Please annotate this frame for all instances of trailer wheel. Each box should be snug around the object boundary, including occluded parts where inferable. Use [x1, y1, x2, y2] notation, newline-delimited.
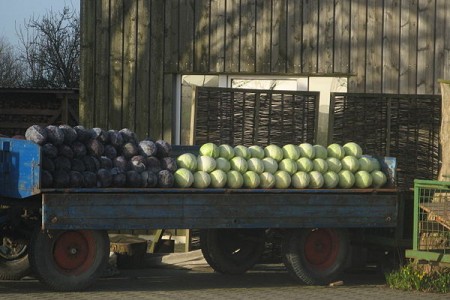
[29, 229, 109, 291]
[200, 229, 266, 274]
[282, 228, 349, 285]
[0, 240, 30, 280]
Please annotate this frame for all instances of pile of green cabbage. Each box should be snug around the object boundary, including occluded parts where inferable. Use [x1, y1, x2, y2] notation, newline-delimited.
[174, 142, 388, 189]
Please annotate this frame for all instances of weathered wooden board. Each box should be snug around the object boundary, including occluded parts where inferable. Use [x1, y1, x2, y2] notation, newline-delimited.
[194, 0, 210, 73]
[164, 0, 179, 72]
[94, 0, 110, 129]
[438, 81, 450, 181]
[42, 190, 398, 230]
[179, 0, 195, 72]
[366, 1, 383, 93]
[333, 0, 350, 74]
[399, 0, 418, 94]
[135, 0, 151, 137]
[210, 0, 225, 72]
[317, 0, 334, 74]
[224, 0, 240, 73]
[420, 202, 450, 231]
[349, 0, 366, 92]
[255, 0, 272, 73]
[302, 0, 318, 73]
[108, 0, 124, 130]
[122, 0, 138, 131]
[417, 0, 435, 94]
[285, 0, 302, 73]
[79, 0, 95, 127]
[271, 0, 285, 73]
[149, 0, 164, 140]
[383, 0, 400, 94]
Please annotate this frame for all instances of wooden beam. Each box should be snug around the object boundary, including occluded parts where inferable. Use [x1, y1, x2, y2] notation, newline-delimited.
[438, 80, 450, 181]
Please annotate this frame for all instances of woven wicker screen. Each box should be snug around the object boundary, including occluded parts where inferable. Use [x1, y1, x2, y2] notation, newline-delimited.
[329, 93, 441, 189]
[194, 87, 319, 147]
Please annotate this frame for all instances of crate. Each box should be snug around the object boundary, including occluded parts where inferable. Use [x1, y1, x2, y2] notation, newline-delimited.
[193, 87, 319, 146]
[329, 93, 441, 189]
[405, 180, 450, 264]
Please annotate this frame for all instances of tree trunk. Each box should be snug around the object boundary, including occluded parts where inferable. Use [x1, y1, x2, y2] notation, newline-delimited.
[438, 80, 450, 181]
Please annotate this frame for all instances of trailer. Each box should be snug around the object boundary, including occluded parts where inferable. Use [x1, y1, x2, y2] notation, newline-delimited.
[0, 137, 409, 291]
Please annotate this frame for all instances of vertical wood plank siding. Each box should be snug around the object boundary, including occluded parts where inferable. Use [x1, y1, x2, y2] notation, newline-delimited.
[94, 0, 110, 129]
[136, 0, 151, 137]
[79, 0, 95, 127]
[80, 0, 450, 141]
[109, 0, 124, 129]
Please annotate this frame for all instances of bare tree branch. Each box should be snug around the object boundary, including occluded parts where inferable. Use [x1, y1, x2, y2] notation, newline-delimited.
[18, 6, 80, 88]
[0, 37, 26, 87]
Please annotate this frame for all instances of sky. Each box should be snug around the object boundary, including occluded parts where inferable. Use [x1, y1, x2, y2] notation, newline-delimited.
[0, 0, 80, 46]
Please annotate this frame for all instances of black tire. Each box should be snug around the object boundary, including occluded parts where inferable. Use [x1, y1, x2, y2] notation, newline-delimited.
[282, 228, 349, 285]
[0, 243, 30, 280]
[29, 229, 109, 291]
[200, 228, 266, 274]
[200, 230, 222, 272]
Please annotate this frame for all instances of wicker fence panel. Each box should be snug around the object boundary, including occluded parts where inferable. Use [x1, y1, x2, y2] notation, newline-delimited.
[194, 87, 319, 147]
[330, 93, 441, 189]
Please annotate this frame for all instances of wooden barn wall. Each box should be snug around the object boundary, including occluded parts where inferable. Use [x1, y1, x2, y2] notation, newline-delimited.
[80, 0, 450, 141]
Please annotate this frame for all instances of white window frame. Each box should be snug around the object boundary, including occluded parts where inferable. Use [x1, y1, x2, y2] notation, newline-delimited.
[175, 74, 347, 145]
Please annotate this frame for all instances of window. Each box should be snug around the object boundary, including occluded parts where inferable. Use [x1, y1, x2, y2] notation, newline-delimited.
[229, 76, 307, 91]
[179, 75, 219, 145]
[177, 75, 347, 145]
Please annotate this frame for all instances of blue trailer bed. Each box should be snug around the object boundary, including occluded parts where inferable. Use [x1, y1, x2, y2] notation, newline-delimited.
[41, 187, 399, 230]
[1, 137, 400, 231]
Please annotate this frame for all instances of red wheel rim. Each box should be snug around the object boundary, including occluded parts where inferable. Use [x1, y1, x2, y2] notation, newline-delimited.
[53, 231, 96, 275]
[303, 229, 339, 270]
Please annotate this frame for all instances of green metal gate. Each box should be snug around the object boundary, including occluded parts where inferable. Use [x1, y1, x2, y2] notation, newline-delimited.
[406, 179, 450, 264]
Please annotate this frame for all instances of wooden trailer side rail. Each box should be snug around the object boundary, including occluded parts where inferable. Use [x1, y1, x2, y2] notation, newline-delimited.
[41, 188, 399, 230]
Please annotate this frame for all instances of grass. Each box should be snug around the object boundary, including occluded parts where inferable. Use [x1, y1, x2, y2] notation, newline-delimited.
[385, 262, 450, 293]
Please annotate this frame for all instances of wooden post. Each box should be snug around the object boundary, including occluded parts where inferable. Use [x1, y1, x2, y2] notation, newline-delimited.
[148, 229, 164, 253]
[61, 94, 69, 124]
[189, 86, 198, 145]
[438, 80, 450, 181]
